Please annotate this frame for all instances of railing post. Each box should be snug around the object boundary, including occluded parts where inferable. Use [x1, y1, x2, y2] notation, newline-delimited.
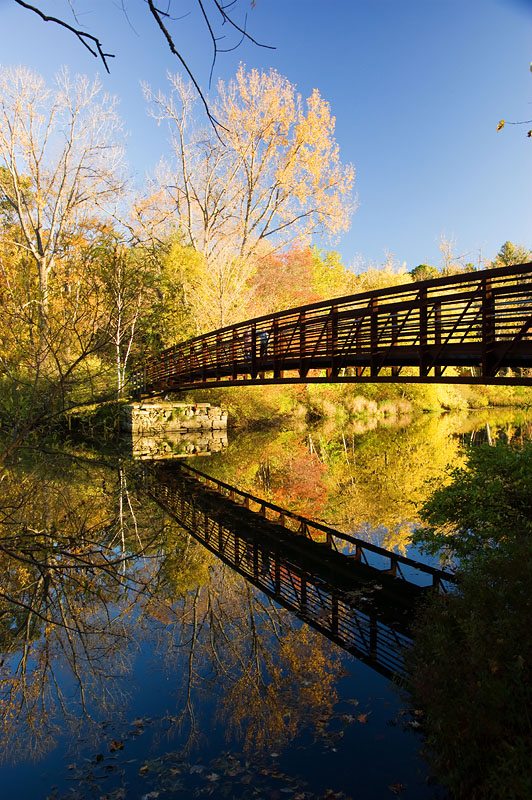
[434, 301, 442, 378]
[299, 310, 308, 378]
[369, 615, 377, 660]
[482, 277, 496, 376]
[327, 305, 339, 377]
[189, 343, 194, 383]
[300, 576, 307, 612]
[178, 344, 183, 382]
[355, 313, 363, 377]
[273, 318, 281, 378]
[389, 555, 398, 577]
[391, 309, 400, 377]
[216, 332, 222, 379]
[232, 327, 238, 380]
[370, 299, 379, 377]
[331, 594, 339, 635]
[251, 321, 257, 378]
[202, 338, 208, 382]
[419, 287, 428, 377]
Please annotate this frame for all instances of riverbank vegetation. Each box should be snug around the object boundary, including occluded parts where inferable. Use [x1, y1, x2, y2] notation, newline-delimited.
[406, 441, 532, 799]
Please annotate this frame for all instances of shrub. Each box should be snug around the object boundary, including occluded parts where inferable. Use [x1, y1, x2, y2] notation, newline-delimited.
[406, 441, 532, 798]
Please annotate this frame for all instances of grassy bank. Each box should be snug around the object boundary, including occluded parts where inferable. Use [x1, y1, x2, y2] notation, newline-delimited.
[189, 377, 532, 429]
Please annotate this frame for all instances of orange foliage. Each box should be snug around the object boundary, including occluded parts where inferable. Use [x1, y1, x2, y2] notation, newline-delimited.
[250, 245, 320, 315]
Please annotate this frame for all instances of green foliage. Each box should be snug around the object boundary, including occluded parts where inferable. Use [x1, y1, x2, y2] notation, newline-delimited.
[407, 439, 532, 797]
[490, 240, 532, 268]
[406, 536, 532, 799]
[412, 441, 532, 563]
[409, 264, 440, 282]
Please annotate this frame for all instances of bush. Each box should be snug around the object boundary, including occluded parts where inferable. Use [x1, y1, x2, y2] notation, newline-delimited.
[406, 441, 532, 798]
[412, 441, 532, 564]
[406, 539, 532, 799]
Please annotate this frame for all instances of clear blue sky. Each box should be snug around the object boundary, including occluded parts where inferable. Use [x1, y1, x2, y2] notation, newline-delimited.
[1, 0, 531, 270]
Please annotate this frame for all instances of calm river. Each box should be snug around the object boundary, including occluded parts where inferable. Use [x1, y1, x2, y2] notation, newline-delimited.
[0, 409, 529, 800]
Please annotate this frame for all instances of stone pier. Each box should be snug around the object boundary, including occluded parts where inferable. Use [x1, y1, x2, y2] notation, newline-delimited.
[120, 402, 228, 436]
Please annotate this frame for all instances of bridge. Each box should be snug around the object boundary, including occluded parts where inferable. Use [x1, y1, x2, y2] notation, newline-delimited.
[132, 262, 532, 395]
[139, 461, 456, 679]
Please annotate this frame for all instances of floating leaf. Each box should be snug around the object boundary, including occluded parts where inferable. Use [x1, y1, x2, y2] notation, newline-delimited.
[109, 739, 124, 752]
[389, 782, 406, 795]
[497, 120, 505, 131]
[356, 712, 370, 724]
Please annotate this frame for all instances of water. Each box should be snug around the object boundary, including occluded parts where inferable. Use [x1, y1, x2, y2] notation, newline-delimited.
[0, 409, 529, 799]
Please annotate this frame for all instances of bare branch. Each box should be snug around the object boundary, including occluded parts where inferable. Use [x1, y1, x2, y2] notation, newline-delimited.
[13, 0, 115, 72]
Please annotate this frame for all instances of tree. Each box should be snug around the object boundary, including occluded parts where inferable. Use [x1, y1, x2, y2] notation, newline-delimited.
[143, 66, 355, 328]
[412, 441, 532, 564]
[409, 263, 440, 282]
[0, 66, 124, 330]
[248, 245, 319, 316]
[490, 240, 532, 268]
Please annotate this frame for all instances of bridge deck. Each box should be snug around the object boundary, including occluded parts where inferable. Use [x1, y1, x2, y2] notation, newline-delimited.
[132, 263, 532, 394]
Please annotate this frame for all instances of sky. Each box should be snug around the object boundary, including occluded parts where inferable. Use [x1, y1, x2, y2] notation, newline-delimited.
[1, 0, 531, 271]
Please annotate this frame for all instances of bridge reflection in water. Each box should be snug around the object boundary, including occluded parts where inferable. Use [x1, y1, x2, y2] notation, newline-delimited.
[141, 462, 456, 680]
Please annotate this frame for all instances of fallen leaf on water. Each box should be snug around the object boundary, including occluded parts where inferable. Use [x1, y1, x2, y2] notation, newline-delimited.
[357, 713, 371, 724]
[389, 782, 406, 795]
[109, 739, 123, 752]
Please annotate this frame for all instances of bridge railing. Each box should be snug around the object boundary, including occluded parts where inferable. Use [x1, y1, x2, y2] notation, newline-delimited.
[131, 262, 532, 392]
[169, 462, 456, 591]
[142, 462, 413, 678]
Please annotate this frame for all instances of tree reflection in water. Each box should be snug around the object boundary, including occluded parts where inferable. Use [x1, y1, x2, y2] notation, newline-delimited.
[0, 452, 346, 777]
[2, 410, 528, 797]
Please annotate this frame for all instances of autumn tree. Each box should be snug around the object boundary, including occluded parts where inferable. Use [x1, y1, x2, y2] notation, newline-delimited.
[143, 66, 355, 329]
[0, 66, 128, 457]
[0, 66, 124, 327]
[490, 240, 532, 268]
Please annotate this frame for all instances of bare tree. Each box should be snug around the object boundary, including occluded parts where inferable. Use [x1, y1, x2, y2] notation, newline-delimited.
[0, 66, 124, 326]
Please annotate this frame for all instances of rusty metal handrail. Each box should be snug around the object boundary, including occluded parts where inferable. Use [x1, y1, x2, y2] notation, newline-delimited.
[130, 262, 532, 393]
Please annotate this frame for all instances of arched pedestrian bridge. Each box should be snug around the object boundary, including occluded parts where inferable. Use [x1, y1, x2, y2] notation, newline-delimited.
[132, 262, 532, 395]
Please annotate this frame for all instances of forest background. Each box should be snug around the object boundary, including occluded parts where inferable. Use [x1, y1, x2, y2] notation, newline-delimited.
[0, 60, 531, 463]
